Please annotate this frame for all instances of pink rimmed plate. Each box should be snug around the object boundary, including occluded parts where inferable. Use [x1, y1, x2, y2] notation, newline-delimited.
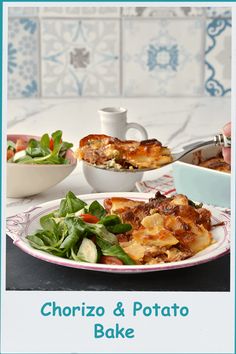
[6, 193, 230, 274]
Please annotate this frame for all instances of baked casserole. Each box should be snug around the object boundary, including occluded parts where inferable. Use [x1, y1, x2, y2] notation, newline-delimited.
[198, 156, 230, 173]
[104, 192, 213, 264]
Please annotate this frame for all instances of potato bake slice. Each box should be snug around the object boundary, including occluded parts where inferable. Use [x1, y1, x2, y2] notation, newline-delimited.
[77, 134, 172, 169]
[105, 192, 213, 264]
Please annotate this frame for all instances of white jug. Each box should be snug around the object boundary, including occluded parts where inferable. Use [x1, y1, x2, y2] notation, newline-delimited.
[98, 107, 148, 140]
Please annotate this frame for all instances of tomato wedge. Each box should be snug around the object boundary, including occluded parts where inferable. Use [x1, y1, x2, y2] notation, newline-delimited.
[7, 149, 15, 160]
[80, 214, 99, 223]
[100, 256, 123, 265]
[15, 138, 27, 152]
[49, 137, 62, 151]
[49, 138, 54, 151]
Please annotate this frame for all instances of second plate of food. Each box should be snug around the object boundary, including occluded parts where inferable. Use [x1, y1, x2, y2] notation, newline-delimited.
[6, 192, 230, 273]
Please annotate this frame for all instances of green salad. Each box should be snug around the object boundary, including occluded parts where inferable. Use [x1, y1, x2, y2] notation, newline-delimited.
[7, 130, 73, 164]
[26, 191, 135, 265]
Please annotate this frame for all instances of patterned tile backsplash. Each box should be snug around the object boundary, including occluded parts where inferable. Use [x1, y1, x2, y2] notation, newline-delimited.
[8, 18, 39, 98]
[8, 6, 232, 98]
[122, 7, 205, 17]
[41, 19, 120, 97]
[40, 7, 120, 17]
[205, 18, 231, 97]
[123, 19, 203, 96]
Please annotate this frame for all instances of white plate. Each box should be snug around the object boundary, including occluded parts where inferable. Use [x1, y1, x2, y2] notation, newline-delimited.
[6, 192, 230, 274]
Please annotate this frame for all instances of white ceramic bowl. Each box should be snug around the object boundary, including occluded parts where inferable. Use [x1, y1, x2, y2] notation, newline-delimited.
[7, 134, 77, 198]
[82, 161, 144, 192]
[172, 144, 231, 208]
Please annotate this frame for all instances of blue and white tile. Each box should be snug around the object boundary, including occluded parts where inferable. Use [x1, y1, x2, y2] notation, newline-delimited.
[8, 18, 39, 98]
[122, 7, 204, 17]
[41, 19, 120, 97]
[122, 19, 203, 96]
[40, 7, 120, 17]
[205, 18, 231, 97]
[8, 7, 39, 17]
[206, 7, 231, 18]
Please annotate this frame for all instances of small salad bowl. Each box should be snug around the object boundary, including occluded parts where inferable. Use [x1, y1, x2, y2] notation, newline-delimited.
[82, 161, 144, 192]
[7, 134, 77, 198]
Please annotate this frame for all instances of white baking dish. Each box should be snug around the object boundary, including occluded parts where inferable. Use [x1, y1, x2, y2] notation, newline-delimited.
[172, 144, 231, 208]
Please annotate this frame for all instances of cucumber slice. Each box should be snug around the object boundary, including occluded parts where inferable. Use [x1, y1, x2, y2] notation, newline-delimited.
[77, 238, 98, 263]
[74, 207, 89, 217]
[13, 150, 27, 162]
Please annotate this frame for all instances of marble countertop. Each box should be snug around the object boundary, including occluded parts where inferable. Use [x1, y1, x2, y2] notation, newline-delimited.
[6, 96, 230, 217]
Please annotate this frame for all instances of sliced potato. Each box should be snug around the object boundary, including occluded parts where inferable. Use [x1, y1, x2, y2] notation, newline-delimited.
[186, 226, 212, 253]
[120, 240, 146, 262]
[104, 197, 144, 214]
[141, 213, 164, 230]
[170, 194, 189, 206]
[133, 228, 179, 247]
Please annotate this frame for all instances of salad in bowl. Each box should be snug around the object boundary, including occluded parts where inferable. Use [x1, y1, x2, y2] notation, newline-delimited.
[7, 130, 73, 165]
[7, 131, 77, 198]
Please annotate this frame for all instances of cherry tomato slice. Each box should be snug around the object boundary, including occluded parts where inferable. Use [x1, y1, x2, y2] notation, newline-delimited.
[15, 139, 27, 152]
[100, 256, 123, 265]
[80, 214, 99, 223]
[7, 149, 15, 161]
[49, 138, 63, 151]
[49, 138, 54, 151]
